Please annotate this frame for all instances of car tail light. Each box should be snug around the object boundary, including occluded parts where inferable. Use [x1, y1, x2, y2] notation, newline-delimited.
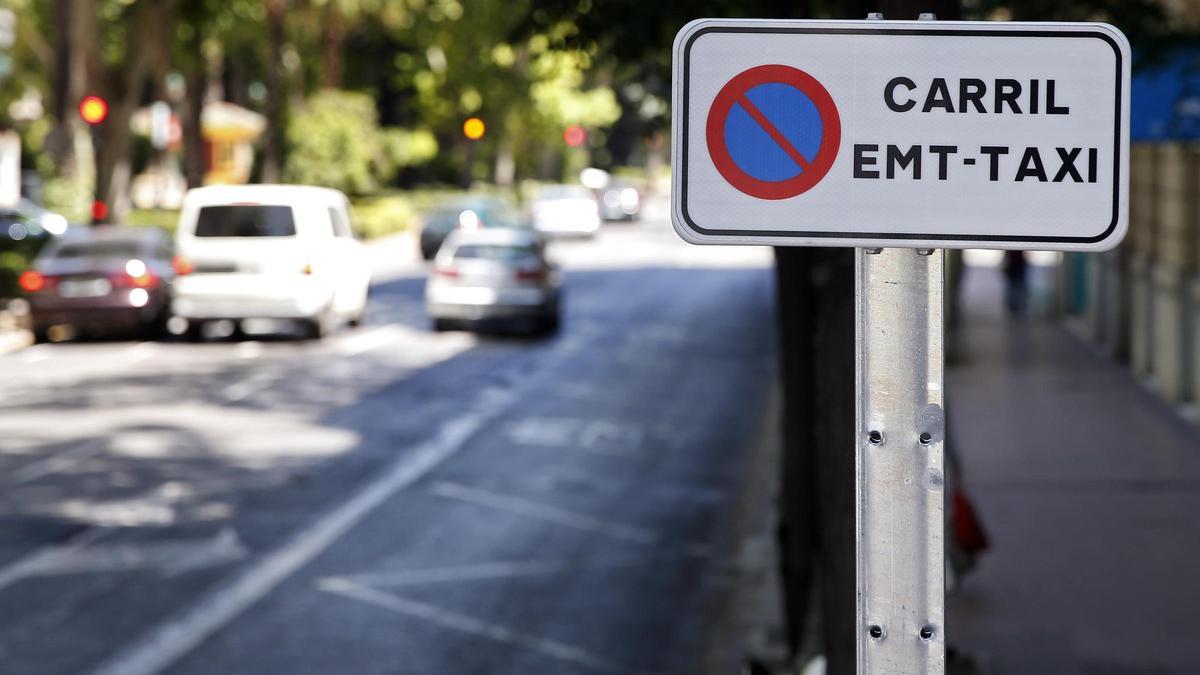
[434, 265, 460, 278]
[514, 267, 547, 282]
[18, 270, 45, 292]
[110, 272, 159, 289]
[173, 255, 194, 275]
[121, 259, 159, 288]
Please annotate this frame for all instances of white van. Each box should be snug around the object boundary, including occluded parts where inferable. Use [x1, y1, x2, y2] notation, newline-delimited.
[171, 185, 370, 339]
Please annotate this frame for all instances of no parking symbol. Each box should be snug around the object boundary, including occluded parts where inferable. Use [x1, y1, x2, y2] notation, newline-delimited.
[705, 64, 841, 200]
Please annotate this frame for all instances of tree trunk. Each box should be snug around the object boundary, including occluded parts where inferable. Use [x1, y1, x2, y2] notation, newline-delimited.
[45, 0, 94, 175]
[774, 247, 856, 673]
[494, 140, 515, 187]
[93, 0, 176, 223]
[320, 2, 345, 89]
[261, 0, 288, 183]
[46, 0, 72, 167]
[180, 23, 208, 189]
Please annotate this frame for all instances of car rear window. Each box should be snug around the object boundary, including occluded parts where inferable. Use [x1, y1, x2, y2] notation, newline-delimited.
[53, 241, 142, 259]
[537, 186, 591, 200]
[453, 244, 538, 262]
[194, 205, 295, 237]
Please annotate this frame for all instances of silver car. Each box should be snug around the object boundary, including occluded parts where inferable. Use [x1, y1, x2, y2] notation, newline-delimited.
[425, 229, 561, 334]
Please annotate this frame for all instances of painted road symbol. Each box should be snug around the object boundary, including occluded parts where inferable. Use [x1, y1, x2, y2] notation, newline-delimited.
[706, 64, 841, 200]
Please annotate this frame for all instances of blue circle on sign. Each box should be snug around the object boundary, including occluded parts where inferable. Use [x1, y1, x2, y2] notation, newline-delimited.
[724, 83, 824, 182]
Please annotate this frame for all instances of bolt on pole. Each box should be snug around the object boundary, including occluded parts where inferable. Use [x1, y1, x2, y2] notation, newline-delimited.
[855, 246, 946, 673]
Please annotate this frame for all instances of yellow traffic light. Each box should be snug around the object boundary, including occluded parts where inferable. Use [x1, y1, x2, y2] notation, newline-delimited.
[79, 95, 109, 125]
[463, 117, 485, 140]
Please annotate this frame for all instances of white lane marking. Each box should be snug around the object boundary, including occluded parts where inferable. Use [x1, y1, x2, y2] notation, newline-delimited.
[220, 372, 274, 402]
[19, 345, 50, 363]
[126, 342, 158, 361]
[234, 341, 262, 360]
[503, 417, 643, 456]
[334, 325, 399, 357]
[0, 528, 110, 594]
[317, 578, 645, 675]
[321, 559, 563, 589]
[88, 386, 516, 675]
[0, 529, 246, 594]
[430, 482, 657, 545]
[8, 438, 107, 485]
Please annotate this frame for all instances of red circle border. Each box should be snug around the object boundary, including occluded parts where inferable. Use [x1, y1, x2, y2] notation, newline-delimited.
[705, 64, 841, 200]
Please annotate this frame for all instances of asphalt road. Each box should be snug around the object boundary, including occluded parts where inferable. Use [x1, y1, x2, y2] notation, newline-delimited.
[0, 200, 777, 675]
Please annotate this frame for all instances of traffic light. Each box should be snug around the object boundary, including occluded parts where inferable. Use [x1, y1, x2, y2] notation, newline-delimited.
[463, 117, 485, 141]
[91, 199, 109, 222]
[79, 95, 109, 125]
[563, 125, 586, 147]
[79, 95, 110, 224]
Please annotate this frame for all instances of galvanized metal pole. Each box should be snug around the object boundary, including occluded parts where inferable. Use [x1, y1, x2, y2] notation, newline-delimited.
[855, 245, 945, 673]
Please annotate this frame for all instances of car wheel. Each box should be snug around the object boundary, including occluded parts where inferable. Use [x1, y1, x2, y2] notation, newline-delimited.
[535, 312, 559, 336]
[184, 320, 206, 342]
[432, 318, 455, 332]
[142, 308, 170, 340]
[301, 305, 334, 340]
[31, 327, 50, 344]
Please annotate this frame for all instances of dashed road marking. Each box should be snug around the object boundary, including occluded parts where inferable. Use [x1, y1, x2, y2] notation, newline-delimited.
[126, 342, 159, 361]
[0, 529, 246, 594]
[431, 481, 657, 545]
[233, 342, 262, 359]
[318, 559, 563, 589]
[317, 577, 646, 675]
[334, 325, 400, 357]
[8, 438, 107, 485]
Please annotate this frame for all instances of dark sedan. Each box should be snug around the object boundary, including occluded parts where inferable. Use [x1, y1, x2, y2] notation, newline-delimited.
[20, 227, 175, 342]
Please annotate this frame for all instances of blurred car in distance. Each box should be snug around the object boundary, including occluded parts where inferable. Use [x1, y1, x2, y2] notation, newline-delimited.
[20, 226, 174, 342]
[530, 184, 600, 238]
[171, 184, 370, 340]
[597, 179, 641, 221]
[418, 195, 526, 260]
[426, 228, 561, 335]
[1, 199, 70, 242]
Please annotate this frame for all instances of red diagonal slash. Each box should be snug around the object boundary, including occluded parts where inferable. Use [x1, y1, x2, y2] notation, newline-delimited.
[736, 95, 812, 171]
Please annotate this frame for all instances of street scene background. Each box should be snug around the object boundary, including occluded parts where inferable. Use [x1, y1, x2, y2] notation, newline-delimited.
[1, 1, 1200, 674]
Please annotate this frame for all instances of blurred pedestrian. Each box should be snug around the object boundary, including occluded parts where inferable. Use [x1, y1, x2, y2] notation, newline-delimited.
[1003, 250, 1028, 317]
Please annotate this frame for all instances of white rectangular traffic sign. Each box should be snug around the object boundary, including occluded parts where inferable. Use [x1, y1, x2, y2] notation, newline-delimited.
[671, 20, 1131, 251]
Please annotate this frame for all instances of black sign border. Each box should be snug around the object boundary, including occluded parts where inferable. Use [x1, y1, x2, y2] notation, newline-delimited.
[679, 25, 1124, 244]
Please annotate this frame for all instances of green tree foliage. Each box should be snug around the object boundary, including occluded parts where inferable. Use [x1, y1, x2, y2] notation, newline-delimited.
[283, 89, 436, 195]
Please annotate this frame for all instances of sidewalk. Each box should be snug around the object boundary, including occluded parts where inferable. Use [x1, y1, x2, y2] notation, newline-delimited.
[946, 264, 1200, 674]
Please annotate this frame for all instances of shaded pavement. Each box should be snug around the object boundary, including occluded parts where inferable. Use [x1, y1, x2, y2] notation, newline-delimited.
[947, 263, 1200, 674]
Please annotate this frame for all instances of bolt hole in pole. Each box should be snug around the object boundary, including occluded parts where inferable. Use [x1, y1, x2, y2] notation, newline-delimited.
[869, 625, 884, 640]
[920, 626, 936, 641]
[867, 430, 884, 445]
[919, 432, 933, 446]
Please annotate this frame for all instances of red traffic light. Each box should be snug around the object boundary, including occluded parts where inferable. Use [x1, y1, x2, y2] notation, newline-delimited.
[91, 199, 109, 222]
[79, 95, 109, 125]
[563, 125, 586, 147]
